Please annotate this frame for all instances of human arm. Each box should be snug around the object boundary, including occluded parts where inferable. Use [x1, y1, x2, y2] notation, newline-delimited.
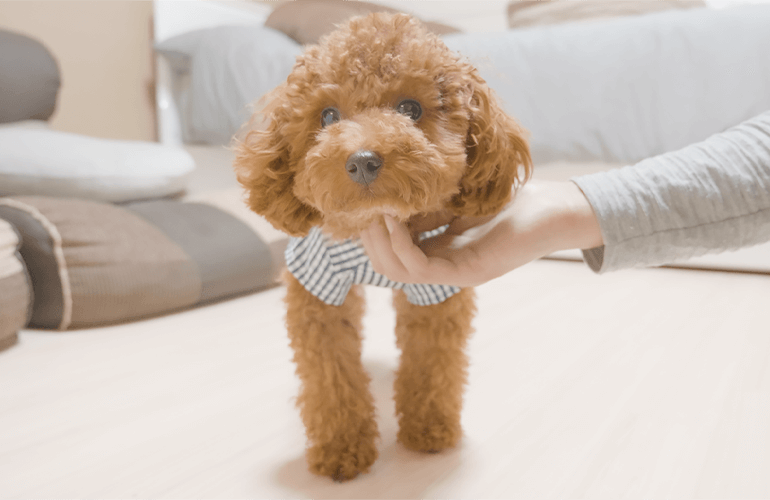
[361, 110, 770, 285]
[360, 180, 603, 287]
[573, 110, 770, 272]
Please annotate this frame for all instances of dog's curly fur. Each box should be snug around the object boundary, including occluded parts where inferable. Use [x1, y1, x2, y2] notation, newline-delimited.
[234, 13, 531, 481]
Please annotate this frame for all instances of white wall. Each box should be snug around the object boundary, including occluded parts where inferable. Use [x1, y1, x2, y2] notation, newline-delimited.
[708, 0, 770, 6]
[0, 1, 156, 141]
[378, 0, 770, 31]
[376, 0, 511, 32]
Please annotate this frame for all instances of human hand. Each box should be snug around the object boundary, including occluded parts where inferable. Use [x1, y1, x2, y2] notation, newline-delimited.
[360, 180, 603, 287]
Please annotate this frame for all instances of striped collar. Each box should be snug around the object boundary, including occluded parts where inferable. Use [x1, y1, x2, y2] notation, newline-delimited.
[285, 226, 460, 306]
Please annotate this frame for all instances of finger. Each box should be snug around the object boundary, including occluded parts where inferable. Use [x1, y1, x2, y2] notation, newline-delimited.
[361, 219, 410, 281]
[359, 226, 383, 272]
[360, 222, 391, 275]
[385, 215, 458, 283]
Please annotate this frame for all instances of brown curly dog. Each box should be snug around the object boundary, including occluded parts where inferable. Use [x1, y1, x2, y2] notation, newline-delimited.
[234, 12, 531, 481]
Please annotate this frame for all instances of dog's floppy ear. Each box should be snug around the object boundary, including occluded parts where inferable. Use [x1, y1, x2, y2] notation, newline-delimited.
[449, 75, 532, 217]
[234, 92, 321, 237]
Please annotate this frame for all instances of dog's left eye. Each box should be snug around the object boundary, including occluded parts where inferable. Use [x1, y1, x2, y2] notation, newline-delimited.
[321, 107, 341, 128]
[396, 99, 422, 121]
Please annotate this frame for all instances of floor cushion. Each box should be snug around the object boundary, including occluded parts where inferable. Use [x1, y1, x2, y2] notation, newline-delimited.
[0, 219, 32, 350]
[0, 196, 287, 330]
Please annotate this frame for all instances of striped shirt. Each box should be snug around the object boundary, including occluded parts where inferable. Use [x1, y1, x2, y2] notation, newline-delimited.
[285, 226, 461, 306]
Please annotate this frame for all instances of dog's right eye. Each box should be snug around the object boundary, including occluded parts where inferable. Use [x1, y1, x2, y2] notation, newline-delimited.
[321, 107, 341, 128]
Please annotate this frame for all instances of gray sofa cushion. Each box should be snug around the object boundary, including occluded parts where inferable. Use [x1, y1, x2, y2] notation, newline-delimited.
[444, 4, 770, 164]
[0, 29, 60, 124]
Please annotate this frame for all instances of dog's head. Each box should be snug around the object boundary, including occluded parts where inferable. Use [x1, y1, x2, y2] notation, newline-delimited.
[235, 13, 531, 239]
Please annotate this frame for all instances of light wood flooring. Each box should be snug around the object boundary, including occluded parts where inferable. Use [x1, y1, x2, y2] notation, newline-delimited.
[2, 258, 769, 498]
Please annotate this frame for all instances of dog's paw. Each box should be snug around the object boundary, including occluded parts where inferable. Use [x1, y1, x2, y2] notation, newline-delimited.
[306, 438, 378, 482]
[397, 414, 461, 453]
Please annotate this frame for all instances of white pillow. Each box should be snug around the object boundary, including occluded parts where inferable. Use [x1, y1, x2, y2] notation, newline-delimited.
[0, 122, 195, 202]
[444, 4, 770, 164]
[155, 25, 303, 145]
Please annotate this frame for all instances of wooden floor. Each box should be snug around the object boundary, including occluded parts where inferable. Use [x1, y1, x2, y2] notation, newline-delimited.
[1, 258, 768, 498]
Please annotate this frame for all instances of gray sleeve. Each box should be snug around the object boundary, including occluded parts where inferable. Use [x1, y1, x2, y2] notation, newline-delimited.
[571, 110, 770, 273]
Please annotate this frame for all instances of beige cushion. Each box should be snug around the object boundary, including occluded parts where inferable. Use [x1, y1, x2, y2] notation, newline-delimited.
[0, 219, 31, 350]
[507, 0, 706, 29]
[265, 0, 460, 45]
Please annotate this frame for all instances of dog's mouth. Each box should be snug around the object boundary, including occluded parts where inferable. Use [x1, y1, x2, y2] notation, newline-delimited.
[296, 116, 467, 239]
[325, 200, 414, 231]
[297, 153, 461, 239]
[302, 177, 434, 239]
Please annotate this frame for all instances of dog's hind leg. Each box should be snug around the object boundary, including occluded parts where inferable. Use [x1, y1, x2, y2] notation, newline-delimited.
[393, 288, 476, 453]
[284, 272, 378, 481]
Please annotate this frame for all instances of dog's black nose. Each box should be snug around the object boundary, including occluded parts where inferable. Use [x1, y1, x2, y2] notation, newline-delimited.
[345, 150, 383, 185]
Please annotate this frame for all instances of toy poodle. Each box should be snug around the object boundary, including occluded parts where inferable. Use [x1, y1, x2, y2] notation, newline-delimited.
[234, 12, 532, 481]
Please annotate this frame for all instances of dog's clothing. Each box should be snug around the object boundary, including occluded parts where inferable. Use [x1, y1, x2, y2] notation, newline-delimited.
[286, 226, 461, 306]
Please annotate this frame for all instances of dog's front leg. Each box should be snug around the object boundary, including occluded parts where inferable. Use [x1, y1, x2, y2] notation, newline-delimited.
[393, 288, 476, 453]
[284, 273, 378, 481]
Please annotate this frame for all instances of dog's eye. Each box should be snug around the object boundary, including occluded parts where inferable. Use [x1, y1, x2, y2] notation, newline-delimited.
[321, 107, 341, 127]
[395, 99, 422, 121]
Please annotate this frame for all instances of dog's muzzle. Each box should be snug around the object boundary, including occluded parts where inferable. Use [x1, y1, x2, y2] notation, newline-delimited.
[345, 150, 383, 185]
